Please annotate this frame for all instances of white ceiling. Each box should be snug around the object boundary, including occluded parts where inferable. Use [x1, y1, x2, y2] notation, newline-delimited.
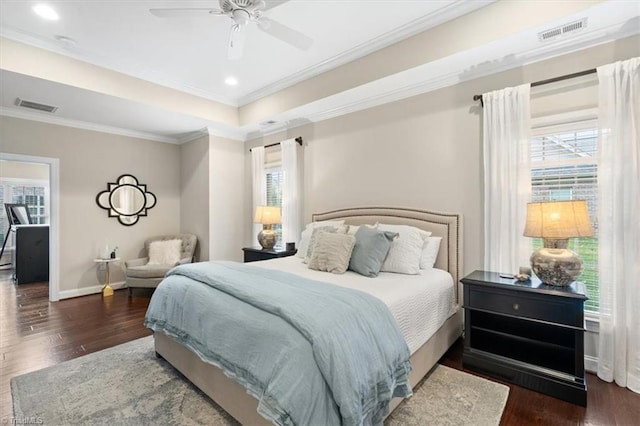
[0, 0, 486, 105]
[0, 1, 638, 142]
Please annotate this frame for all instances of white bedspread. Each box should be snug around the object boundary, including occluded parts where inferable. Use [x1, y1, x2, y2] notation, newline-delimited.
[255, 257, 456, 354]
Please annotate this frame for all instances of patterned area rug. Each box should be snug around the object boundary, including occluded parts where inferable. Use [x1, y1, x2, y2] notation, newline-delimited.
[11, 336, 509, 425]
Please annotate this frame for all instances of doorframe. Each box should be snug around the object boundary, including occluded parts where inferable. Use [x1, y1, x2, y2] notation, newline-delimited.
[0, 153, 60, 301]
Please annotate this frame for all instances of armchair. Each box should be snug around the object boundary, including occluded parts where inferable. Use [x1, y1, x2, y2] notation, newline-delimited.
[125, 234, 197, 295]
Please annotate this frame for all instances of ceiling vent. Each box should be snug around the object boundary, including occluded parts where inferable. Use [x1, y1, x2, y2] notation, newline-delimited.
[15, 98, 58, 113]
[538, 18, 587, 42]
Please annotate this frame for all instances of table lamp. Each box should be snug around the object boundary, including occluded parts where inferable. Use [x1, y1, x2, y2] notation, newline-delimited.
[523, 200, 593, 286]
[254, 206, 281, 250]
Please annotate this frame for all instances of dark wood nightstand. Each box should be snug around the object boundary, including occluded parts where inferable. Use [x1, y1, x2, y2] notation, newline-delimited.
[242, 247, 297, 263]
[461, 270, 587, 406]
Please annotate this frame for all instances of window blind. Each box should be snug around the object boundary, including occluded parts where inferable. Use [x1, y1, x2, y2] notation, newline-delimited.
[531, 127, 599, 312]
[265, 166, 283, 247]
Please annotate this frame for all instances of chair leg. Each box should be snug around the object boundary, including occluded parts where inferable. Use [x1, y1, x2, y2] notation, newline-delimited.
[128, 287, 132, 297]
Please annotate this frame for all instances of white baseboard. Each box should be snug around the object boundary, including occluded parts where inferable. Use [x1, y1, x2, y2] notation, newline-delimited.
[585, 355, 598, 374]
[58, 281, 126, 300]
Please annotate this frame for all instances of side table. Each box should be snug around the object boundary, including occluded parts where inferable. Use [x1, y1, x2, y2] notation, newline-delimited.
[94, 258, 120, 297]
[242, 247, 297, 263]
[461, 270, 588, 406]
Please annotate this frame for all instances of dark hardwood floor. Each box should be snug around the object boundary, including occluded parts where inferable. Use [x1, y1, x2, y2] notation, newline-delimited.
[0, 272, 152, 420]
[1, 273, 638, 424]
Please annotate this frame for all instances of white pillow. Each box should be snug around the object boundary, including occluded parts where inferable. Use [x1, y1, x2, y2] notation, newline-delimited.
[420, 236, 443, 269]
[346, 223, 377, 235]
[296, 220, 345, 258]
[148, 239, 182, 265]
[377, 224, 429, 275]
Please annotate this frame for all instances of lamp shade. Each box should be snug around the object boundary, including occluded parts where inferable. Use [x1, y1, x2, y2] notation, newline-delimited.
[524, 200, 593, 239]
[254, 206, 281, 225]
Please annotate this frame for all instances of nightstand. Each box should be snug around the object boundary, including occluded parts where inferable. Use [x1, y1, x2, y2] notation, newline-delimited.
[461, 270, 587, 406]
[242, 247, 297, 263]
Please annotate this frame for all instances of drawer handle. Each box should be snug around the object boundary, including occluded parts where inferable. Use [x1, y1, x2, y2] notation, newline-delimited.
[513, 303, 520, 311]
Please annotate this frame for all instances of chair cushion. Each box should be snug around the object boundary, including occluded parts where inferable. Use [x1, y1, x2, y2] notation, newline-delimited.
[126, 264, 173, 279]
[148, 239, 182, 265]
[144, 234, 198, 263]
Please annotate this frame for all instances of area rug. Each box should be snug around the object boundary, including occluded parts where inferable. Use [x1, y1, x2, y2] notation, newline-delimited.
[11, 336, 509, 425]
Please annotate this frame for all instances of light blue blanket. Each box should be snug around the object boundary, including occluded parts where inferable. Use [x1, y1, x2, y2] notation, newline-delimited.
[144, 261, 412, 425]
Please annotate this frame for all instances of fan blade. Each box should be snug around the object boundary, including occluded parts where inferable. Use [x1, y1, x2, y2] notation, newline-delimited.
[258, 17, 313, 50]
[228, 25, 246, 60]
[149, 8, 225, 18]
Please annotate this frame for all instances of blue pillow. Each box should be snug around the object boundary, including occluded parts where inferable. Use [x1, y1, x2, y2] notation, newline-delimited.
[348, 227, 398, 277]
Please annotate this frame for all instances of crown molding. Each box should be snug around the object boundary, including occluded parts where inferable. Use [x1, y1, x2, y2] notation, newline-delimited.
[243, 12, 638, 141]
[176, 126, 246, 143]
[237, 0, 494, 106]
[0, 106, 180, 144]
[0, 29, 239, 107]
[205, 125, 247, 142]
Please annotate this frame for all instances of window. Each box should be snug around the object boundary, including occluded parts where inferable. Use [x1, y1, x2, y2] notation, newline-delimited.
[0, 179, 50, 246]
[265, 162, 283, 248]
[531, 119, 599, 312]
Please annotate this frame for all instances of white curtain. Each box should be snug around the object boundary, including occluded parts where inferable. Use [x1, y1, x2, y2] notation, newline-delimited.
[596, 57, 640, 393]
[483, 84, 532, 274]
[251, 146, 266, 241]
[281, 139, 302, 246]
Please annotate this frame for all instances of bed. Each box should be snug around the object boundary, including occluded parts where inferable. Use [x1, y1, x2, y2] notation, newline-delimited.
[148, 207, 463, 425]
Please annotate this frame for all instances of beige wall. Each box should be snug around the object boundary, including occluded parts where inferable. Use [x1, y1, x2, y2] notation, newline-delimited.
[246, 36, 639, 277]
[180, 135, 210, 261]
[0, 160, 49, 180]
[209, 135, 245, 262]
[0, 116, 181, 294]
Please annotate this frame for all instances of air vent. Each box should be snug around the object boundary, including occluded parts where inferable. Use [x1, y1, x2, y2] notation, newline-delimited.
[15, 98, 58, 113]
[538, 18, 587, 42]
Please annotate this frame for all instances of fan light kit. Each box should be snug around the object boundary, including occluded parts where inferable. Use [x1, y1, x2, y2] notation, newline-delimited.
[32, 4, 59, 21]
[150, 0, 313, 60]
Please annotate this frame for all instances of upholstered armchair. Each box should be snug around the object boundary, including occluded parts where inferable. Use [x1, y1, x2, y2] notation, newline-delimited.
[125, 234, 197, 295]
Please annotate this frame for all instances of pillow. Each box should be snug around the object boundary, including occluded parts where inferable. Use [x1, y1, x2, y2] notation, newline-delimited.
[304, 225, 348, 263]
[148, 239, 182, 265]
[346, 223, 377, 235]
[296, 220, 345, 258]
[377, 224, 429, 275]
[420, 236, 443, 269]
[307, 233, 356, 274]
[349, 227, 398, 277]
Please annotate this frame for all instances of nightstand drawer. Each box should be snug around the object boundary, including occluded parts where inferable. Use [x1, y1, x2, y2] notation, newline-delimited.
[468, 287, 581, 326]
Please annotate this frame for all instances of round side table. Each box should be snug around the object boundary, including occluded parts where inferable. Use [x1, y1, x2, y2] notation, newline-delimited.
[93, 258, 120, 297]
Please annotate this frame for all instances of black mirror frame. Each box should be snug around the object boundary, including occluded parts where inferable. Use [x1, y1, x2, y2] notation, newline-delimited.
[96, 174, 156, 226]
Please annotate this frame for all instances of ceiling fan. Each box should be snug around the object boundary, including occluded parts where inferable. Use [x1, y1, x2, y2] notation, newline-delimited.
[150, 0, 313, 60]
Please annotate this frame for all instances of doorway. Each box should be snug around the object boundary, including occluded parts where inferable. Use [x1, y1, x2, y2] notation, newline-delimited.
[0, 153, 59, 301]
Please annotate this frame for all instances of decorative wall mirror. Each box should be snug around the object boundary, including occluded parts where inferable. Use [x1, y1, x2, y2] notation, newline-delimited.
[96, 174, 156, 226]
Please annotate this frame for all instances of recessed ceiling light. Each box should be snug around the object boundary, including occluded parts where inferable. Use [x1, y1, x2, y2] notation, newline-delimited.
[225, 76, 238, 86]
[32, 4, 59, 21]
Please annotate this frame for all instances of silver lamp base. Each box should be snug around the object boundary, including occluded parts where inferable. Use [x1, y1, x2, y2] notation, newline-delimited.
[530, 239, 583, 286]
[258, 225, 277, 250]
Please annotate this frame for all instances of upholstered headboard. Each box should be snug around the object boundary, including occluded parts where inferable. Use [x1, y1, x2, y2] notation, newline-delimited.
[312, 207, 463, 304]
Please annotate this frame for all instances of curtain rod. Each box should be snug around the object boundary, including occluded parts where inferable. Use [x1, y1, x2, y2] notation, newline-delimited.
[472, 68, 597, 105]
[249, 136, 303, 152]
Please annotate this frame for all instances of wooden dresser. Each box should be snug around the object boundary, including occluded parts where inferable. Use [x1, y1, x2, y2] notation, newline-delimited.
[461, 270, 587, 406]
